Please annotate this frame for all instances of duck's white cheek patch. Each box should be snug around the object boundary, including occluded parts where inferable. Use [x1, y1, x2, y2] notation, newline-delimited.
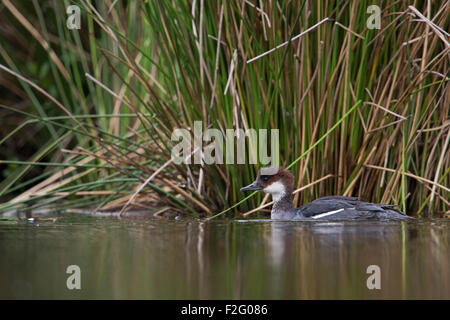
[263, 181, 285, 202]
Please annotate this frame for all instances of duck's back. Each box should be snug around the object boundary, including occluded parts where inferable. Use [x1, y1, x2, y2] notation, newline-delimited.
[294, 196, 410, 220]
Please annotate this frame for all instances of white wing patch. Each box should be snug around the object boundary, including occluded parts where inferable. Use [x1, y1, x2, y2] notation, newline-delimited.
[263, 181, 286, 202]
[312, 208, 345, 219]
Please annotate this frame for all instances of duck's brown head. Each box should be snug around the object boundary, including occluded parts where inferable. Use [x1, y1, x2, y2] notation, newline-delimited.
[240, 167, 295, 197]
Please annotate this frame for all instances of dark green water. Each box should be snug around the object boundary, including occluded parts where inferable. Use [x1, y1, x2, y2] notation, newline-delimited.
[0, 214, 449, 299]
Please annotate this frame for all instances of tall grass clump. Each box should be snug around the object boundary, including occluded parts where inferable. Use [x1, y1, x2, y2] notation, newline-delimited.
[0, 0, 448, 217]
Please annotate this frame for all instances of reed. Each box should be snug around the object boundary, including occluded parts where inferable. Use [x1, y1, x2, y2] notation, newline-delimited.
[0, 1, 448, 217]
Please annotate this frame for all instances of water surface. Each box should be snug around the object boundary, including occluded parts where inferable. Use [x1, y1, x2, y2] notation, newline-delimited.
[0, 214, 449, 299]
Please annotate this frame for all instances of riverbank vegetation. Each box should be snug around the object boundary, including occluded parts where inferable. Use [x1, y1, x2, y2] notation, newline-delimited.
[0, 1, 448, 217]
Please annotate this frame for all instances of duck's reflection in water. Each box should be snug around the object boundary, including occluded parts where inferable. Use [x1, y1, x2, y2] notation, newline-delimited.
[255, 219, 448, 299]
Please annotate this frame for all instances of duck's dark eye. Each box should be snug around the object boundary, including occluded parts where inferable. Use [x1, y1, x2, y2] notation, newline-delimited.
[261, 176, 269, 182]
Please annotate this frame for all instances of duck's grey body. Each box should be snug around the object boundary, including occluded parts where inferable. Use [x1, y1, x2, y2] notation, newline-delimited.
[272, 195, 409, 220]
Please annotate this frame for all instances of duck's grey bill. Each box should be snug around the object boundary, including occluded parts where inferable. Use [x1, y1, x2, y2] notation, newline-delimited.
[240, 181, 262, 191]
